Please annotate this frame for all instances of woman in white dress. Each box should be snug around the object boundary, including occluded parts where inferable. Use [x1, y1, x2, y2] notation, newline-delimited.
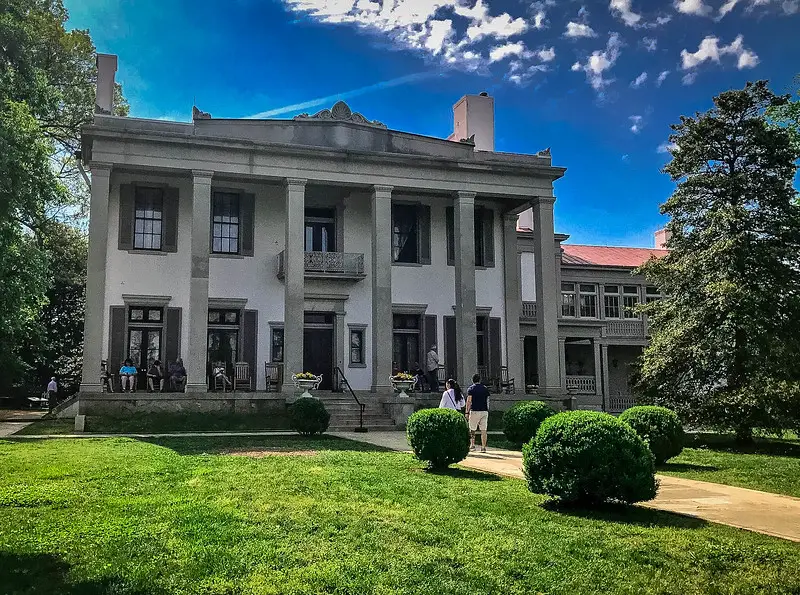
[439, 378, 465, 412]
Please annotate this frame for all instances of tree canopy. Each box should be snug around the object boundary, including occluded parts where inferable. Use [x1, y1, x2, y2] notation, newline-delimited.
[635, 81, 800, 441]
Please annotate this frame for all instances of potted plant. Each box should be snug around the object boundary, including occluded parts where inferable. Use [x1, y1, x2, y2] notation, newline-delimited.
[291, 372, 322, 398]
[390, 372, 416, 399]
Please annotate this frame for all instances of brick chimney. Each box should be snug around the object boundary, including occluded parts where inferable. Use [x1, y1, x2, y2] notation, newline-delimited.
[95, 53, 118, 115]
[447, 92, 495, 152]
[655, 228, 671, 250]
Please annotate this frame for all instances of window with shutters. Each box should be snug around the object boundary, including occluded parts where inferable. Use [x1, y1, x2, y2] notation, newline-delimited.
[212, 192, 240, 254]
[133, 187, 163, 250]
[207, 309, 240, 378]
[446, 206, 494, 267]
[392, 204, 419, 263]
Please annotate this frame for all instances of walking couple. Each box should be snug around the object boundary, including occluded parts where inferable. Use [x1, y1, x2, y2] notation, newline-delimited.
[439, 373, 490, 453]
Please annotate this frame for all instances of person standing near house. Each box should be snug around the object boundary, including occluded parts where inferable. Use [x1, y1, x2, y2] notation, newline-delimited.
[46, 377, 58, 412]
[466, 373, 490, 453]
[425, 345, 439, 392]
[438, 379, 465, 413]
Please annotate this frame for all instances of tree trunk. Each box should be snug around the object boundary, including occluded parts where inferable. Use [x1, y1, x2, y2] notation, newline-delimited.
[734, 425, 753, 444]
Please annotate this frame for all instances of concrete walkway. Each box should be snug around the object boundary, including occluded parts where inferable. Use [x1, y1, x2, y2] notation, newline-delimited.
[0, 410, 46, 437]
[335, 431, 800, 543]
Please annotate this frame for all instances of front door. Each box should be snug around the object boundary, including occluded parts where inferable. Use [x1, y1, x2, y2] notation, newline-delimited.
[128, 327, 162, 390]
[303, 312, 334, 390]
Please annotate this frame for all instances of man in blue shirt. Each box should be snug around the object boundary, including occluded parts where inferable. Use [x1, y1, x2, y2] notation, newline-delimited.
[466, 373, 490, 452]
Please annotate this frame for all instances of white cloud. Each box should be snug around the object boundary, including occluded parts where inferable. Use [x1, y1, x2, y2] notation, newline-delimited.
[508, 63, 549, 86]
[424, 19, 454, 55]
[641, 37, 657, 51]
[656, 70, 670, 85]
[610, 0, 643, 26]
[529, 0, 555, 28]
[464, 3, 529, 42]
[657, 141, 678, 153]
[630, 115, 643, 133]
[675, 0, 713, 15]
[655, 14, 673, 24]
[682, 71, 697, 85]
[537, 46, 556, 62]
[571, 32, 624, 91]
[680, 35, 759, 73]
[489, 41, 532, 62]
[744, 0, 798, 14]
[630, 71, 648, 88]
[718, 0, 739, 17]
[565, 21, 597, 37]
[784, 0, 800, 14]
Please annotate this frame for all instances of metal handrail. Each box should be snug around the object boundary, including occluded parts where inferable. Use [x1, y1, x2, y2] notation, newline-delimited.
[334, 366, 367, 433]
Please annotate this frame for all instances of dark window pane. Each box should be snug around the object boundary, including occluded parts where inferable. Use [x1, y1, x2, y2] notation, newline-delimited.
[392, 204, 418, 263]
[130, 309, 144, 321]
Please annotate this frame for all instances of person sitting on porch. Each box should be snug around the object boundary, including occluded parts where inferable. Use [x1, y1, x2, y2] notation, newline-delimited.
[169, 359, 187, 392]
[119, 359, 137, 393]
[425, 345, 439, 393]
[147, 360, 165, 392]
[213, 362, 232, 391]
[411, 361, 426, 392]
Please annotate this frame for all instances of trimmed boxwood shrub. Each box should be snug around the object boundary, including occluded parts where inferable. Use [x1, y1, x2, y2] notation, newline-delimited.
[503, 401, 556, 446]
[523, 410, 657, 504]
[619, 405, 684, 464]
[289, 397, 330, 436]
[407, 408, 470, 469]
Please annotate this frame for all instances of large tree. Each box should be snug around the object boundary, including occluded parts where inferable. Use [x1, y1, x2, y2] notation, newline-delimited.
[0, 0, 126, 393]
[635, 81, 800, 441]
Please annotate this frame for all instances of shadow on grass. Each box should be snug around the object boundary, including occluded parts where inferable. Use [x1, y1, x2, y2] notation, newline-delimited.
[658, 462, 720, 473]
[687, 432, 800, 458]
[423, 466, 503, 481]
[138, 434, 390, 456]
[0, 551, 166, 595]
[540, 500, 708, 530]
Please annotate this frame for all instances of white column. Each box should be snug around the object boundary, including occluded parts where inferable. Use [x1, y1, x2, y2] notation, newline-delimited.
[185, 170, 213, 392]
[455, 191, 477, 384]
[371, 185, 393, 392]
[80, 163, 112, 393]
[533, 197, 562, 395]
[502, 214, 522, 392]
[284, 178, 307, 380]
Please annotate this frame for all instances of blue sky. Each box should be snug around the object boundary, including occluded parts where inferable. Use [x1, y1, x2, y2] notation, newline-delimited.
[65, 0, 799, 247]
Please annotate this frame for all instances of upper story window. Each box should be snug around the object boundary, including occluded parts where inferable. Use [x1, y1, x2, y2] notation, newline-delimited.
[561, 283, 576, 317]
[304, 208, 336, 252]
[604, 285, 621, 318]
[446, 206, 495, 267]
[392, 204, 419, 263]
[579, 284, 597, 318]
[645, 286, 662, 304]
[134, 187, 163, 251]
[623, 285, 640, 318]
[212, 192, 240, 254]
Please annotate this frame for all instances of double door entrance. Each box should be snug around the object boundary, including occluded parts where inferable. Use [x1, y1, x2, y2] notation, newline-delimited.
[303, 312, 334, 390]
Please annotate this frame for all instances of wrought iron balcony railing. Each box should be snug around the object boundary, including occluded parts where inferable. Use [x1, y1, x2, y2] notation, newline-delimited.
[277, 250, 366, 280]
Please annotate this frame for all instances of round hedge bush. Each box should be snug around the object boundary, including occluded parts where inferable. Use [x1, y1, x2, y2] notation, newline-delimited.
[407, 408, 470, 469]
[523, 410, 657, 504]
[289, 396, 330, 436]
[619, 405, 684, 464]
[503, 401, 556, 446]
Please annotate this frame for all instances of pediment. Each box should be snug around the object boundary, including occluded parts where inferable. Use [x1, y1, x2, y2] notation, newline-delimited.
[293, 101, 386, 128]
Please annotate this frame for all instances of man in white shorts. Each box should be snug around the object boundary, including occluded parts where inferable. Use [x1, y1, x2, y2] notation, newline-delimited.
[466, 373, 490, 452]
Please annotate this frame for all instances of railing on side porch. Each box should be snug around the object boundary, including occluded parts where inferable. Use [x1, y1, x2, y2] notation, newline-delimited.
[565, 375, 596, 394]
[521, 301, 537, 320]
[277, 250, 366, 279]
[608, 392, 637, 413]
[606, 319, 645, 337]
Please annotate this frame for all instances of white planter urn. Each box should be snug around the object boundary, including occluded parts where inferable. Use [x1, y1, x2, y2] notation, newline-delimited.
[292, 374, 323, 399]
[390, 377, 416, 399]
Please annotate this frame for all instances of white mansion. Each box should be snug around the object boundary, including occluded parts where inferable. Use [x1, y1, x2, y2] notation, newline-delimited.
[79, 54, 667, 413]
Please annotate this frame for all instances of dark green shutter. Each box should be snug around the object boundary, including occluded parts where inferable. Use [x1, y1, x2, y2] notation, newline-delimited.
[242, 309, 258, 388]
[165, 307, 182, 364]
[424, 315, 437, 354]
[240, 193, 255, 256]
[483, 207, 495, 268]
[446, 206, 454, 265]
[489, 317, 502, 380]
[118, 184, 134, 250]
[418, 204, 431, 265]
[109, 306, 126, 371]
[162, 187, 179, 252]
[444, 315, 457, 381]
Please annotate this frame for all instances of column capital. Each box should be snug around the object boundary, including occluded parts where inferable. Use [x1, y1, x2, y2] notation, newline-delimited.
[192, 169, 214, 183]
[456, 190, 477, 201]
[89, 162, 113, 175]
[285, 177, 308, 189]
[532, 195, 556, 206]
[558, 337, 566, 345]
[372, 184, 394, 196]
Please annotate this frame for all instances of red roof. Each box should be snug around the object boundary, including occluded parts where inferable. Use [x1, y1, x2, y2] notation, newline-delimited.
[561, 244, 669, 268]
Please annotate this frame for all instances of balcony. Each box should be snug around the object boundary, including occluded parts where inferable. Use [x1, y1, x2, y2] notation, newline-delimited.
[521, 301, 537, 320]
[277, 250, 366, 281]
[566, 375, 596, 394]
[606, 319, 645, 337]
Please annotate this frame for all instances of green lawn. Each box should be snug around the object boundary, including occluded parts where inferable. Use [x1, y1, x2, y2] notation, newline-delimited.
[2, 436, 800, 594]
[659, 433, 800, 498]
